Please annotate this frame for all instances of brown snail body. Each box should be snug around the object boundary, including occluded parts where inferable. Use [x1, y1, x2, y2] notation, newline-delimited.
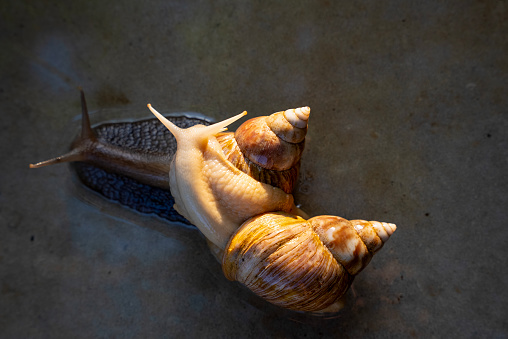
[30, 91, 206, 190]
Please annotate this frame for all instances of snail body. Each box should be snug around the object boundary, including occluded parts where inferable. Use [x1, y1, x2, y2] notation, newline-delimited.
[29, 91, 178, 189]
[148, 105, 300, 249]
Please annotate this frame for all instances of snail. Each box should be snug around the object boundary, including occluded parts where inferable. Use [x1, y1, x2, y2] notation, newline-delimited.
[30, 91, 308, 221]
[148, 104, 397, 313]
[31, 91, 397, 314]
[146, 104, 307, 249]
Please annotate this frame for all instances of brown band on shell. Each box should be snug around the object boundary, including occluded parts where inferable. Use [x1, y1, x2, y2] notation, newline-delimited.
[216, 132, 299, 194]
[309, 215, 373, 275]
[283, 107, 310, 129]
[349, 220, 384, 254]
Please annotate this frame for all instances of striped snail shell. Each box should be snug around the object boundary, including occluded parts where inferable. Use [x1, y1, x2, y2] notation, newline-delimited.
[222, 212, 396, 312]
[216, 107, 310, 194]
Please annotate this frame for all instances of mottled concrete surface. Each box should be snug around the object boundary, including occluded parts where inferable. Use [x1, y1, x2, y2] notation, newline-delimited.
[1, 1, 507, 338]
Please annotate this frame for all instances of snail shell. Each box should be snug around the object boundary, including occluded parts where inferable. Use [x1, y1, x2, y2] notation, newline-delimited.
[222, 212, 396, 312]
[216, 107, 310, 194]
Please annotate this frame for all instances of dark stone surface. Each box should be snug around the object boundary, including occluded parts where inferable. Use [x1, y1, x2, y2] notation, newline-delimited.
[1, 1, 507, 337]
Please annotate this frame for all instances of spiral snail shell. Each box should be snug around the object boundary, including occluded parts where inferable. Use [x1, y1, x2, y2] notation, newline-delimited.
[223, 213, 395, 312]
[216, 107, 310, 193]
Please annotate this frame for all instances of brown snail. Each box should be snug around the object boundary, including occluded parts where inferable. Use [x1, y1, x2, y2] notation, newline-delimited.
[30, 90, 194, 190]
[31, 92, 397, 313]
[148, 104, 397, 313]
[30, 91, 309, 219]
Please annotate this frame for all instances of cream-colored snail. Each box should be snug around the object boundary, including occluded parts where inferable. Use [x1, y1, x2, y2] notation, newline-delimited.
[147, 105, 302, 250]
[148, 104, 397, 313]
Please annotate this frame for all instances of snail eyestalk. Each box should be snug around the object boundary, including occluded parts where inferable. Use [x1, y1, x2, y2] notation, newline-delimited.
[29, 150, 84, 168]
[30, 89, 95, 169]
[148, 103, 247, 141]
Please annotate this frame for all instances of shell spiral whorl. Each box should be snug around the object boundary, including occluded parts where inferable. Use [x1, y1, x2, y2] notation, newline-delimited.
[222, 212, 396, 312]
[216, 107, 310, 194]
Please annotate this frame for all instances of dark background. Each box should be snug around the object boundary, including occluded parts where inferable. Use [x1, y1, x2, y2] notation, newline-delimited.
[1, 1, 507, 337]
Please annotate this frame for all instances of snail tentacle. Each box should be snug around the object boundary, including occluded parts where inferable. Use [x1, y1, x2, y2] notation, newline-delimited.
[30, 90, 95, 169]
[148, 104, 247, 143]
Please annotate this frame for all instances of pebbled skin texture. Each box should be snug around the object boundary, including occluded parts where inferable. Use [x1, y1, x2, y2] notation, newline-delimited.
[73, 162, 192, 225]
[94, 116, 210, 155]
[72, 115, 212, 224]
